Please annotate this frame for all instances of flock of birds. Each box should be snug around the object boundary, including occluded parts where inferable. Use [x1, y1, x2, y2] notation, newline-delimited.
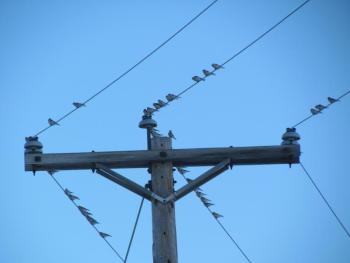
[60, 183, 112, 240]
[175, 166, 224, 220]
[142, 63, 224, 117]
[309, 96, 339, 115]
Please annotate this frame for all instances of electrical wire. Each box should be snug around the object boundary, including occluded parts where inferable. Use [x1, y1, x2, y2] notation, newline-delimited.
[124, 197, 145, 262]
[179, 173, 252, 263]
[299, 162, 350, 239]
[48, 174, 125, 262]
[292, 89, 350, 128]
[151, 0, 311, 114]
[33, 0, 219, 137]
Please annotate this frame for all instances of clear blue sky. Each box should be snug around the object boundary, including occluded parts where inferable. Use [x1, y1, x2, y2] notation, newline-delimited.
[1, 0, 350, 262]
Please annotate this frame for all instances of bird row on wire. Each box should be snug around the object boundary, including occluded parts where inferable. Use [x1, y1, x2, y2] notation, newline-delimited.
[61, 185, 111, 239]
[175, 167, 223, 220]
[143, 63, 224, 117]
[310, 96, 339, 115]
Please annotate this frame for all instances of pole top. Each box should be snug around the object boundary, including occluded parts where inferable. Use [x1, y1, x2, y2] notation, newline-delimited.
[24, 136, 43, 154]
[139, 115, 157, 129]
[281, 128, 300, 145]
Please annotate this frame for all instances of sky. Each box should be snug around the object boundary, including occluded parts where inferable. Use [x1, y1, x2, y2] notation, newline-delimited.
[1, 0, 350, 262]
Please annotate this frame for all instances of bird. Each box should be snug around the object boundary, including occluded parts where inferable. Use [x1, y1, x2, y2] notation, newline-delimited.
[168, 130, 176, 140]
[328, 96, 339, 104]
[158, 99, 167, 107]
[80, 209, 92, 217]
[310, 108, 321, 115]
[166, 93, 179, 102]
[177, 167, 189, 175]
[99, 232, 111, 239]
[202, 69, 215, 77]
[86, 215, 99, 225]
[64, 188, 74, 195]
[195, 190, 206, 198]
[200, 197, 211, 203]
[73, 102, 85, 108]
[203, 201, 214, 207]
[144, 107, 156, 115]
[192, 76, 205, 82]
[67, 193, 79, 201]
[212, 212, 223, 219]
[211, 63, 224, 70]
[153, 102, 162, 109]
[78, 205, 90, 212]
[315, 104, 327, 111]
[48, 118, 59, 126]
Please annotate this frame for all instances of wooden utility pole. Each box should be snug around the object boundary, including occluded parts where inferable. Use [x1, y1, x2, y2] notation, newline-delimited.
[24, 115, 301, 263]
[151, 137, 178, 263]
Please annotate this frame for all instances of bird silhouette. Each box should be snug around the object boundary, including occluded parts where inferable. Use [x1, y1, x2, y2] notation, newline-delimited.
[211, 63, 224, 70]
[192, 76, 205, 82]
[99, 232, 111, 238]
[168, 130, 176, 140]
[48, 118, 59, 126]
[73, 102, 86, 108]
[310, 108, 321, 115]
[166, 93, 179, 102]
[315, 104, 327, 111]
[212, 212, 223, 219]
[177, 167, 189, 175]
[328, 97, 339, 104]
[202, 69, 215, 77]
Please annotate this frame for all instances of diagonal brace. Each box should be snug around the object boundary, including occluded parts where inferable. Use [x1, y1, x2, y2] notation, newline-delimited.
[96, 164, 164, 203]
[167, 159, 231, 202]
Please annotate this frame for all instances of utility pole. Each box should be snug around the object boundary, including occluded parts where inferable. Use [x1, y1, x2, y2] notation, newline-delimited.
[24, 114, 301, 263]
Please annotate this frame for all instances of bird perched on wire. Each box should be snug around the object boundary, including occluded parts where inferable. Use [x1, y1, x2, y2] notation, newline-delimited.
[315, 104, 327, 111]
[86, 215, 99, 225]
[99, 232, 111, 239]
[157, 99, 167, 107]
[328, 97, 339, 104]
[144, 107, 156, 116]
[64, 189, 80, 201]
[153, 102, 162, 109]
[212, 212, 223, 219]
[168, 130, 176, 140]
[166, 93, 179, 102]
[192, 76, 205, 82]
[48, 118, 59, 126]
[177, 167, 189, 175]
[211, 63, 224, 70]
[202, 200, 214, 208]
[73, 102, 86, 108]
[78, 206, 90, 213]
[202, 69, 215, 77]
[310, 108, 321, 115]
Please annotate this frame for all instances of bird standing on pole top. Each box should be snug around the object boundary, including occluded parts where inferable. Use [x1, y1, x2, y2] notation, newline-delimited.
[168, 130, 176, 140]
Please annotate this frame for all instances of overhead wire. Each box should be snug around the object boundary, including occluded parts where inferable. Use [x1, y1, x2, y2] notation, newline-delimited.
[292, 89, 350, 128]
[33, 0, 219, 137]
[178, 172, 252, 263]
[48, 173, 125, 262]
[149, 0, 311, 115]
[299, 162, 350, 239]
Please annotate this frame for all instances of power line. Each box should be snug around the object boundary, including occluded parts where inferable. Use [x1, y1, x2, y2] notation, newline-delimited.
[48, 174, 125, 262]
[299, 162, 350, 240]
[150, 0, 311, 115]
[292, 89, 350, 128]
[124, 197, 145, 262]
[33, 0, 219, 137]
[178, 172, 252, 263]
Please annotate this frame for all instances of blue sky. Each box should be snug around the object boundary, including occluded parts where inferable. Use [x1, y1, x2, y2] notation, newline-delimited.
[1, 0, 350, 262]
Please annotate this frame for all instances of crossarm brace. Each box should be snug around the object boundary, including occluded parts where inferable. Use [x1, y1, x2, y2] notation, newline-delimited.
[166, 159, 231, 202]
[96, 164, 164, 203]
